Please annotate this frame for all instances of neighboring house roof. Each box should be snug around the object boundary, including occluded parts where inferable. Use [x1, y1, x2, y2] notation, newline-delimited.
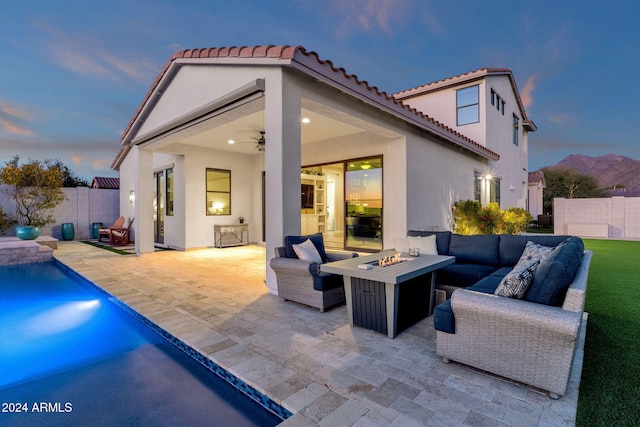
[92, 176, 120, 189]
[393, 68, 537, 132]
[113, 45, 500, 169]
[528, 171, 546, 187]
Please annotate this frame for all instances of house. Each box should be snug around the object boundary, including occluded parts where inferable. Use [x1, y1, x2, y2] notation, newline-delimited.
[112, 45, 534, 294]
[394, 68, 536, 209]
[528, 170, 546, 217]
[91, 176, 120, 189]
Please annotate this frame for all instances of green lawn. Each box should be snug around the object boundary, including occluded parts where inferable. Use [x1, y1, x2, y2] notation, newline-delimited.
[577, 239, 640, 426]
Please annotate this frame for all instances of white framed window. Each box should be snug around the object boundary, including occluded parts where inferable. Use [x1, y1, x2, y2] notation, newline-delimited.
[457, 85, 479, 125]
[513, 114, 520, 146]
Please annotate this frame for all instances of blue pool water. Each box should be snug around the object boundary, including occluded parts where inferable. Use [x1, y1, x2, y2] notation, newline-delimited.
[0, 262, 287, 425]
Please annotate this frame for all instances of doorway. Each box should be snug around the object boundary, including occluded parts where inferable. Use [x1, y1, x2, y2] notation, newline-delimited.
[301, 155, 382, 252]
[153, 171, 165, 244]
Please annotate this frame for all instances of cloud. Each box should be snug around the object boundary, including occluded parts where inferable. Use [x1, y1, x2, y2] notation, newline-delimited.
[521, 74, 536, 108]
[548, 113, 574, 125]
[331, 0, 411, 37]
[0, 102, 34, 136]
[38, 24, 155, 83]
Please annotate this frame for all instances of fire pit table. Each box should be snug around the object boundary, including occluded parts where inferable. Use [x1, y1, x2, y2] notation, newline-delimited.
[320, 250, 455, 338]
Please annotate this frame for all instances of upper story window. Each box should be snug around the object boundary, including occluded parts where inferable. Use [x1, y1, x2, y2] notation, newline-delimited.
[206, 168, 231, 215]
[513, 114, 520, 146]
[490, 88, 505, 115]
[456, 85, 479, 125]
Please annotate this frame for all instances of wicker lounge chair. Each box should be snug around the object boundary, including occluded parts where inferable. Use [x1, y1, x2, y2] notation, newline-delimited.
[270, 233, 358, 312]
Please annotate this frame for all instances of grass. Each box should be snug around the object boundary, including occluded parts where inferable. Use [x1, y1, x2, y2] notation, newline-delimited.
[577, 239, 640, 426]
[80, 240, 133, 255]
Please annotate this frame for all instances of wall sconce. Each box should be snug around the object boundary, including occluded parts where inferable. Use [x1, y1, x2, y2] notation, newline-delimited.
[129, 189, 135, 204]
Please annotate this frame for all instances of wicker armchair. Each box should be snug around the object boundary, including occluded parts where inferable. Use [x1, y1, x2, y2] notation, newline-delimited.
[270, 235, 358, 312]
[436, 250, 592, 399]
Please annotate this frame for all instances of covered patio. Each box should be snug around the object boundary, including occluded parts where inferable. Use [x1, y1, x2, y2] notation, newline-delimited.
[54, 242, 583, 426]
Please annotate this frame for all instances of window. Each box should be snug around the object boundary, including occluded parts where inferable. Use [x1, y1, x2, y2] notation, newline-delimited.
[490, 88, 505, 115]
[474, 172, 500, 206]
[474, 172, 482, 202]
[206, 168, 231, 215]
[512, 114, 519, 146]
[166, 168, 174, 216]
[456, 85, 479, 125]
[489, 178, 501, 204]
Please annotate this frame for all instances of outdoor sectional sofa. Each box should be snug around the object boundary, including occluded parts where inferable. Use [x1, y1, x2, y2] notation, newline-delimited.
[406, 230, 592, 398]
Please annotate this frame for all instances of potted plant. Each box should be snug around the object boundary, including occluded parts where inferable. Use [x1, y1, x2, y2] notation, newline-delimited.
[238, 216, 244, 224]
[0, 157, 66, 239]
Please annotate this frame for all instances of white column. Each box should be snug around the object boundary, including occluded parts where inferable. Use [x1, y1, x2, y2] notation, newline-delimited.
[134, 147, 155, 254]
[263, 73, 302, 294]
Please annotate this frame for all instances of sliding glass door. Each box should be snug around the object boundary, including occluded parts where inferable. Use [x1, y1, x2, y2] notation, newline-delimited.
[345, 157, 382, 252]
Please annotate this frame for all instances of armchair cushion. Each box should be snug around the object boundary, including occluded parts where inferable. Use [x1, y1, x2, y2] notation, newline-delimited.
[284, 233, 328, 262]
[526, 237, 584, 306]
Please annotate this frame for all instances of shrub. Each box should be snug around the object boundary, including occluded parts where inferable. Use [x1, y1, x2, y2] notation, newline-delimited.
[452, 200, 533, 235]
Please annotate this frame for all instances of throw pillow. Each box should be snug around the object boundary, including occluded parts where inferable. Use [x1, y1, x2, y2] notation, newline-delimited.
[393, 237, 410, 253]
[292, 238, 323, 264]
[514, 241, 554, 268]
[494, 259, 540, 298]
[407, 234, 438, 255]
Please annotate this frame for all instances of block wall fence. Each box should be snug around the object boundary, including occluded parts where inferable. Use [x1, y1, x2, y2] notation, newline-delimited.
[554, 196, 640, 239]
[0, 186, 120, 240]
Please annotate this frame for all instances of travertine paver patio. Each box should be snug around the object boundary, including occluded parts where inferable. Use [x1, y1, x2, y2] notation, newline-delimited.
[53, 242, 584, 426]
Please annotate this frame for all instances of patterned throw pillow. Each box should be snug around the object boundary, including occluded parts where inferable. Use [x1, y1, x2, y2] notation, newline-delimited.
[495, 259, 540, 298]
[514, 241, 554, 268]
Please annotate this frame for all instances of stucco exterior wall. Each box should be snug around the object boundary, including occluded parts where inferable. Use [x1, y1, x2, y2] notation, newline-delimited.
[554, 197, 640, 239]
[399, 75, 529, 209]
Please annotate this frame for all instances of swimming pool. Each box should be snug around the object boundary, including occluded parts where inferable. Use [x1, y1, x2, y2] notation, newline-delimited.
[0, 261, 289, 425]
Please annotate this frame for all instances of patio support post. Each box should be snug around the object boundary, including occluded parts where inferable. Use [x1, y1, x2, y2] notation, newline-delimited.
[263, 74, 302, 294]
[134, 147, 155, 254]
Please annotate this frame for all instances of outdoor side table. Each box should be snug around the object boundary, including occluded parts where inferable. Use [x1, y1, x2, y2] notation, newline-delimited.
[320, 250, 455, 338]
[213, 224, 249, 248]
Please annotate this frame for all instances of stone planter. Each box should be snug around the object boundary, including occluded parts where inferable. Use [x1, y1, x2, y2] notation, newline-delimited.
[15, 225, 41, 240]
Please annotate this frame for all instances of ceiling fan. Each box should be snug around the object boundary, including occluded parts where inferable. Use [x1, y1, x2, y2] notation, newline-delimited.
[231, 131, 265, 152]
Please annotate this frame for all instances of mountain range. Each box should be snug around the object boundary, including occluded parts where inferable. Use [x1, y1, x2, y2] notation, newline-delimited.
[544, 154, 640, 197]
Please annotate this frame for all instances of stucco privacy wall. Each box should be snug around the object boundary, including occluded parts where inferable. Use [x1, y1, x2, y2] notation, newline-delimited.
[554, 197, 640, 239]
[0, 186, 119, 240]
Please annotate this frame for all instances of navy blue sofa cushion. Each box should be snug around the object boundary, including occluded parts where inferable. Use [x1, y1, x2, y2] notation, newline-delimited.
[525, 237, 584, 306]
[312, 271, 344, 291]
[284, 233, 328, 263]
[434, 299, 456, 333]
[449, 234, 500, 267]
[499, 235, 570, 266]
[436, 263, 498, 288]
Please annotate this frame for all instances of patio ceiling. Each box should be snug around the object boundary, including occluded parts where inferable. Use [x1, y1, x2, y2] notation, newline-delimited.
[153, 99, 367, 156]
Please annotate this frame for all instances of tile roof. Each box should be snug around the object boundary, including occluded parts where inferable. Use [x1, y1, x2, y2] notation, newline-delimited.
[92, 176, 120, 189]
[528, 171, 545, 184]
[114, 45, 500, 169]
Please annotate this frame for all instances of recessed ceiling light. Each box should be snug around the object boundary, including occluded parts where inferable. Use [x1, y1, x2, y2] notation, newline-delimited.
[302, 117, 310, 124]
[228, 139, 235, 144]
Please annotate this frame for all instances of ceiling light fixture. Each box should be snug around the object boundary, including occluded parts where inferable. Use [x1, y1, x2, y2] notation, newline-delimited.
[302, 117, 310, 124]
[227, 139, 235, 144]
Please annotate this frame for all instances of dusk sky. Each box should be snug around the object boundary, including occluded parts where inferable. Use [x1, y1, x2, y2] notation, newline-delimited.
[1, 1, 638, 180]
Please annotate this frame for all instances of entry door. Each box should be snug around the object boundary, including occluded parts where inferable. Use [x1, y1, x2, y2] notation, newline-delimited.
[153, 172, 165, 244]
